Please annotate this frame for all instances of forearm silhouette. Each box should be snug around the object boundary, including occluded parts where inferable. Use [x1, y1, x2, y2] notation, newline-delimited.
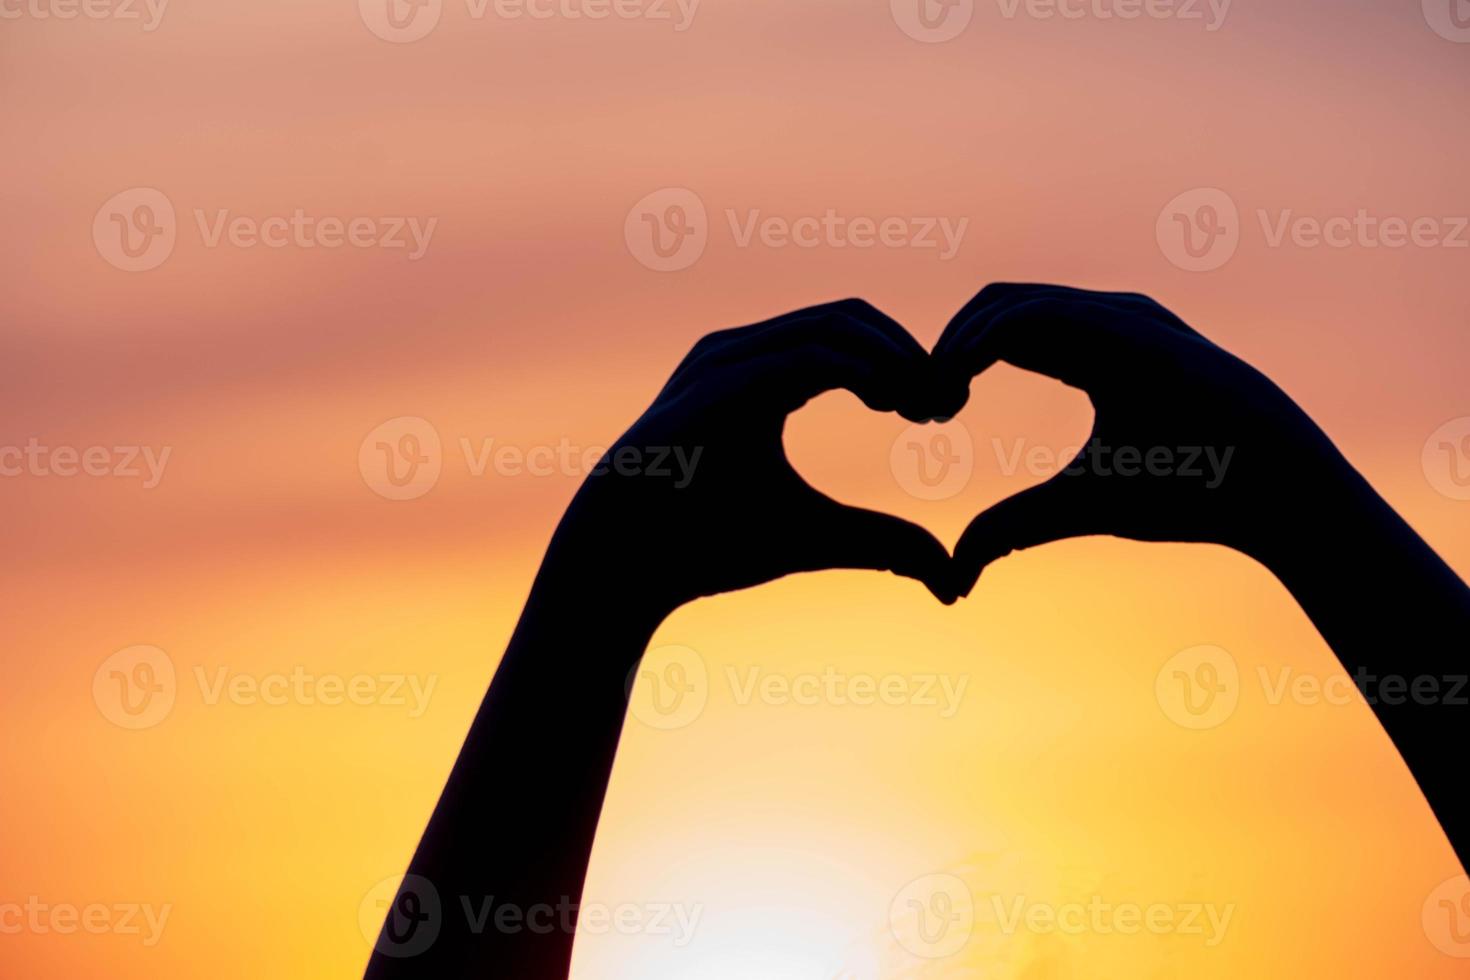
[940, 283, 1470, 872]
[362, 300, 959, 980]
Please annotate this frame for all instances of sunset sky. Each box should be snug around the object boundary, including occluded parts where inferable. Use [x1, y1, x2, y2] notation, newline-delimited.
[2, 0, 1469, 976]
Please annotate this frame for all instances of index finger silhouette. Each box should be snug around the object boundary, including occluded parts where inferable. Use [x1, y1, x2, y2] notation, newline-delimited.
[936, 290, 1148, 393]
[949, 472, 1106, 597]
[671, 299, 949, 420]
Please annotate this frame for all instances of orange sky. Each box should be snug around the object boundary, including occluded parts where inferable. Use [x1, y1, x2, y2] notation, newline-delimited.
[2, 1, 1469, 977]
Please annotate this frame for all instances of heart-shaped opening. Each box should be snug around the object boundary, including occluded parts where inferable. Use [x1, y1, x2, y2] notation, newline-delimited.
[784, 364, 1095, 550]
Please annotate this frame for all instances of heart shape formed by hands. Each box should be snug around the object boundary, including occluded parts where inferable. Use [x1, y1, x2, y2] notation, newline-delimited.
[371, 283, 1470, 980]
[567, 284, 1334, 617]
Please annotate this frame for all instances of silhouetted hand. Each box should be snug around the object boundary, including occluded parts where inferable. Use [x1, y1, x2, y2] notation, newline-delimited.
[934, 281, 1470, 872]
[366, 300, 968, 980]
[549, 298, 964, 617]
[934, 283, 1351, 592]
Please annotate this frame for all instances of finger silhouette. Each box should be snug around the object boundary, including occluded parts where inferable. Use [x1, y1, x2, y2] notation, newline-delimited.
[937, 290, 1152, 393]
[950, 470, 1106, 596]
[938, 283, 1238, 593]
[792, 489, 958, 604]
[643, 298, 962, 604]
[669, 300, 951, 421]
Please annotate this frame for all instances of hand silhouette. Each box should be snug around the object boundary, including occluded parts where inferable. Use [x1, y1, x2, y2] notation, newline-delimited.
[934, 283, 1350, 591]
[552, 298, 965, 616]
[935, 282, 1470, 873]
[365, 299, 969, 980]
